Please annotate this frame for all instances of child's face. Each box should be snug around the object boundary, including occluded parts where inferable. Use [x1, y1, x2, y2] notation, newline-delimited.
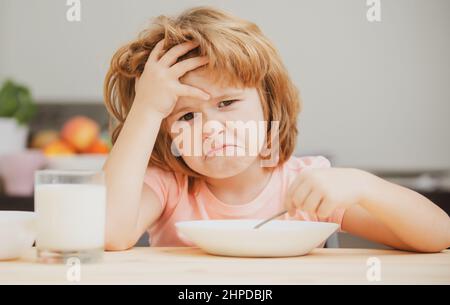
[165, 69, 266, 179]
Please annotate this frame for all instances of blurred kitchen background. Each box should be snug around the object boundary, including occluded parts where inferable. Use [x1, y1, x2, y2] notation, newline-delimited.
[0, 0, 449, 248]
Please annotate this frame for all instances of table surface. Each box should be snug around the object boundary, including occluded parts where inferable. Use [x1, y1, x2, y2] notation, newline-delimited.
[0, 247, 449, 284]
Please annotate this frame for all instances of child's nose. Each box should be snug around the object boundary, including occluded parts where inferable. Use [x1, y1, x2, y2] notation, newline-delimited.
[200, 109, 228, 140]
[203, 128, 224, 141]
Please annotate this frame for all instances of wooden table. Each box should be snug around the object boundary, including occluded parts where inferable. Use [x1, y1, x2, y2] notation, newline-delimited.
[0, 247, 449, 284]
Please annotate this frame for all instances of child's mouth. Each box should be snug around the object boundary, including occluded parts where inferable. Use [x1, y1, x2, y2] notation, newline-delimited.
[204, 144, 238, 159]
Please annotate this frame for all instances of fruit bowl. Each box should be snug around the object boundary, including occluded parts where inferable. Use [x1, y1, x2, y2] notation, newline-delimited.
[45, 154, 107, 171]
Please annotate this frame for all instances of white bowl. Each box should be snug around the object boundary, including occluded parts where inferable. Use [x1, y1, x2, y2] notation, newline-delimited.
[0, 211, 36, 260]
[175, 219, 339, 257]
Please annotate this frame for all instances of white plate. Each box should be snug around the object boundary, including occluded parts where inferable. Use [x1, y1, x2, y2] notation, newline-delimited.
[175, 219, 339, 257]
[0, 211, 36, 260]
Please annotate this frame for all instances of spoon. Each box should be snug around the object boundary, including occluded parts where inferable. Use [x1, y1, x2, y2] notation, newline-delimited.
[253, 209, 288, 229]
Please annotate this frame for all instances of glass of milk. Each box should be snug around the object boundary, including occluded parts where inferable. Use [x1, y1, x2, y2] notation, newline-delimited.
[34, 170, 106, 263]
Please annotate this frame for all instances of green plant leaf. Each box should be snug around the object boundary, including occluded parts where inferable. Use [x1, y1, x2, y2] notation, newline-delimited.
[0, 80, 20, 117]
[0, 79, 37, 124]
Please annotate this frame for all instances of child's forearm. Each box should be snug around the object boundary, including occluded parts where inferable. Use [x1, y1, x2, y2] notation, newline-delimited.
[103, 98, 164, 248]
[359, 172, 450, 252]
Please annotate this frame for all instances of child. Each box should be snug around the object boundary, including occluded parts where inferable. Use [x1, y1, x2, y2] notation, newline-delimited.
[102, 6, 450, 251]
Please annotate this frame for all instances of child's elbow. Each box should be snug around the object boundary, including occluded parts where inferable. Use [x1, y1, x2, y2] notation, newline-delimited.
[105, 240, 134, 251]
[414, 245, 448, 253]
[104, 235, 136, 251]
[407, 221, 450, 253]
[408, 240, 450, 253]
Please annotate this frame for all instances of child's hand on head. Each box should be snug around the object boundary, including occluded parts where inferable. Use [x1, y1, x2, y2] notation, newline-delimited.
[134, 39, 210, 117]
[284, 168, 371, 220]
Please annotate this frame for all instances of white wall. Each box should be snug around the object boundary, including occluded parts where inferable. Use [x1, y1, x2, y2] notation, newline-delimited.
[1, 0, 449, 170]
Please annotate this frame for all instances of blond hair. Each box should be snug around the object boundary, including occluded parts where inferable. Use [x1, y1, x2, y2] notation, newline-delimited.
[104, 6, 301, 193]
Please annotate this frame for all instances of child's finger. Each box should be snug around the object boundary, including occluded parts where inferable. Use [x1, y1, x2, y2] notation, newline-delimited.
[178, 84, 210, 101]
[284, 197, 295, 217]
[171, 56, 209, 78]
[159, 41, 200, 67]
[148, 39, 166, 62]
[316, 198, 334, 221]
[283, 177, 303, 215]
[290, 181, 312, 214]
[302, 190, 323, 214]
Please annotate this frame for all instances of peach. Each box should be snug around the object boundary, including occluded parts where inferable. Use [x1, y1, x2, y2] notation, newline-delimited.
[61, 116, 100, 152]
[84, 138, 110, 154]
[31, 130, 60, 149]
[43, 140, 76, 156]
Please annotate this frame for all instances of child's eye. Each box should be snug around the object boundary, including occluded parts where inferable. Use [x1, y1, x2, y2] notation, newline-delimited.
[218, 100, 239, 108]
[178, 112, 195, 121]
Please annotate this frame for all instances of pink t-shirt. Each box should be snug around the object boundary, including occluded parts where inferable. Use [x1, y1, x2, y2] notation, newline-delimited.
[143, 155, 346, 246]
